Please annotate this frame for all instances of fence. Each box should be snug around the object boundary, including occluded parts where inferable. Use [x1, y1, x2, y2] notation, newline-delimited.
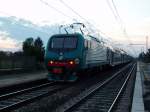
[0, 56, 36, 70]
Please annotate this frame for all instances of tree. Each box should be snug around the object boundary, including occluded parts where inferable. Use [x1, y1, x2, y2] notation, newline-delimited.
[0, 51, 6, 58]
[23, 37, 35, 56]
[145, 49, 150, 62]
[34, 37, 45, 62]
[22, 37, 45, 62]
[139, 49, 150, 62]
[147, 49, 150, 57]
[13, 51, 23, 57]
[138, 52, 145, 61]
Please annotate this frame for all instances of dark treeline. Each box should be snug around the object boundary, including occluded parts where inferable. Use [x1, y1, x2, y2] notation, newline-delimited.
[0, 37, 45, 70]
[23, 37, 45, 62]
[139, 49, 150, 63]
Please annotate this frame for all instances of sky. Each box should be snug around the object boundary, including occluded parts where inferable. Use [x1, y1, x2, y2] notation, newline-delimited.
[0, 0, 150, 57]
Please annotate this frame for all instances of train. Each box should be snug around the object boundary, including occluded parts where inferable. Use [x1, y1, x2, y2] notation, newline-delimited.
[44, 23, 132, 82]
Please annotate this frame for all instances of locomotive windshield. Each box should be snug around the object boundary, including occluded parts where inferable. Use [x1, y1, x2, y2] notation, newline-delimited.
[49, 36, 77, 50]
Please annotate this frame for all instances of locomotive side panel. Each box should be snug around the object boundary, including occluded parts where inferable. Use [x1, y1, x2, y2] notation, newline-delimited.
[83, 36, 109, 68]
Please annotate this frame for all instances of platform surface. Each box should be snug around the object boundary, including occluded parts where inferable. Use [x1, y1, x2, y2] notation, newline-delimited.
[131, 62, 145, 112]
[0, 71, 47, 88]
[139, 62, 150, 112]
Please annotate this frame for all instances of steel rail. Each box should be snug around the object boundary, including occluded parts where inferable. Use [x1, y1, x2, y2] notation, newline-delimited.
[0, 82, 69, 112]
[0, 82, 54, 100]
[107, 63, 136, 112]
[56, 63, 133, 112]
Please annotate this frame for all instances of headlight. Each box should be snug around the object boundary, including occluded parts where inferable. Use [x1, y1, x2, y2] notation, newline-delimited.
[74, 58, 80, 64]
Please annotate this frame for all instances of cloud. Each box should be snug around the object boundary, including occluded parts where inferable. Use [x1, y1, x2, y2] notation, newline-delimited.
[0, 15, 149, 56]
[0, 16, 61, 48]
[0, 31, 22, 51]
[0, 21, 3, 26]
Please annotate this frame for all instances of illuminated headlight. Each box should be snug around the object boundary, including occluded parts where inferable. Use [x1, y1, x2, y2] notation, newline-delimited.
[74, 58, 80, 64]
[50, 60, 54, 64]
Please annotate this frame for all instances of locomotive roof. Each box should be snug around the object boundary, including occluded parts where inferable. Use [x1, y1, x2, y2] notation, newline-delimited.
[50, 33, 83, 37]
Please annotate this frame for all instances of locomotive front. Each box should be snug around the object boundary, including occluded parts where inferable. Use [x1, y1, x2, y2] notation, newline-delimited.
[45, 34, 84, 82]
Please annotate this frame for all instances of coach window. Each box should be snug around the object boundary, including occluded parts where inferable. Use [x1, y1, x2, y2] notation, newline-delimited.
[90, 41, 92, 49]
[84, 40, 88, 49]
[91, 41, 93, 48]
[88, 41, 91, 49]
[84, 40, 86, 48]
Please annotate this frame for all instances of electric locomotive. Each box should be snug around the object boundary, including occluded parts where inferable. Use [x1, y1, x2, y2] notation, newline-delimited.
[45, 33, 85, 81]
[44, 23, 132, 82]
[45, 33, 113, 81]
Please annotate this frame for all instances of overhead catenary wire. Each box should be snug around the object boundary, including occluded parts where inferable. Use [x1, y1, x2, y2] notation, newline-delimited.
[111, 0, 123, 23]
[107, 0, 125, 32]
[59, 0, 128, 52]
[40, 0, 136, 56]
[106, 0, 137, 56]
[40, 0, 113, 41]
[59, 0, 88, 23]
[108, 0, 130, 37]
[58, 0, 97, 35]
[60, 0, 126, 53]
[58, 0, 113, 39]
[39, 0, 75, 21]
[106, 0, 119, 24]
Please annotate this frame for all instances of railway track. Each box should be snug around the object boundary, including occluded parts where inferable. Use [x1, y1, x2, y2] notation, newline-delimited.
[0, 82, 69, 112]
[56, 63, 136, 112]
[0, 64, 127, 112]
[0, 63, 134, 112]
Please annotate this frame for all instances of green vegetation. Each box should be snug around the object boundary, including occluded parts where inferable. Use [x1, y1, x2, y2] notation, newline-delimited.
[0, 51, 36, 69]
[23, 37, 45, 62]
[139, 49, 150, 63]
[0, 37, 45, 70]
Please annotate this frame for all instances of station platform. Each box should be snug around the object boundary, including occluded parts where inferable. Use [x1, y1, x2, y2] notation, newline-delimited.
[0, 71, 47, 88]
[137, 62, 150, 112]
[131, 62, 145, 112]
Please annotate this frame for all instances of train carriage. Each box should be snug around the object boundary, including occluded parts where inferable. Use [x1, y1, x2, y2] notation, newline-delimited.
[83, 35, 110, 68]
[44, 23, 133, 82]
